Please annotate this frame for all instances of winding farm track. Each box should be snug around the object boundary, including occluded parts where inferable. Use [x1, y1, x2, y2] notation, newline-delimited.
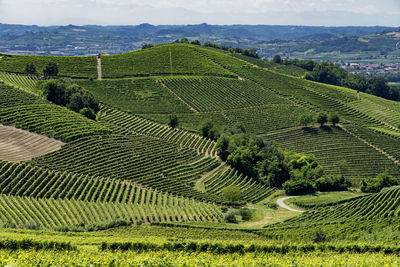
[276, 196, 304, 213]
[97, 56, 102, 80]
[0, 124, 64, 162]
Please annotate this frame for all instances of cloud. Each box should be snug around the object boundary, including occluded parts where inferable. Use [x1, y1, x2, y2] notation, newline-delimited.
[0, 0, 399, 26]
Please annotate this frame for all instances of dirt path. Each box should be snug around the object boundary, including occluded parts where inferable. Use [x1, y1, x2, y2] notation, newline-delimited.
[276, 196, 304, 213]
[157, 80, 199, 113]
[97, 56, 102, 80]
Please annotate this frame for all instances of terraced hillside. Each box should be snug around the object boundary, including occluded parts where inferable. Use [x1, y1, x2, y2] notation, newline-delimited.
[0, 43, 399, 231]
[283, 186, 400, 225]
[262, 126, 400, 184]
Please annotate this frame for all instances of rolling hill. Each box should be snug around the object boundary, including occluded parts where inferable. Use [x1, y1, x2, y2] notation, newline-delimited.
[0, 42, 399, 234]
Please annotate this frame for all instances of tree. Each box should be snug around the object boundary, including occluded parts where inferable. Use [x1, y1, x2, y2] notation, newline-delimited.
[190, 40, 201, 45]
[180, 38, 189, 44]
[216, 134, 231, 161]
[272, 55, 282, 64]
[168, 114, 178, 128]
[141, 44, 153, 49]
[300, 114, 314, 127]
[330, 114, 340, 126]
[221, 185, 242, 202]
[283, 179, 316, 195]
[79, 107, 96, 120]
[25, 63, 36, 75]
[200, 120, 220, 141]
[317, 113, 328, 127]
[43, 62, 58, 77]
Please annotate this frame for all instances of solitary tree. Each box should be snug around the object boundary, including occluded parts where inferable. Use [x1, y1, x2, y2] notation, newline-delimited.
[221, 185, 242, 202]
[168, 114, 178, 128]
[25, 63, 36, 75]
[317, 113, 328, 127]
[330, 114, 340, 127]
[43, 62, 58, 77]
[300, 114, 314, 127]
[272, 55, 282, 64]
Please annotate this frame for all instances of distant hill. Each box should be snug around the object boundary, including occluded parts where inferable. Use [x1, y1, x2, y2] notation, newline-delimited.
[0, 23, 395, 55]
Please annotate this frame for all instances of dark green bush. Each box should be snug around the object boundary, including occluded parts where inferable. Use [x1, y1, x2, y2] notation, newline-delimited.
[283, 179, 316, 195]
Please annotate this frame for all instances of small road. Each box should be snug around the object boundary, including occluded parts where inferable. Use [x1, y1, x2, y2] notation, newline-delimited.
[97, 56, 102, 80]
[276, 196, 304, 213]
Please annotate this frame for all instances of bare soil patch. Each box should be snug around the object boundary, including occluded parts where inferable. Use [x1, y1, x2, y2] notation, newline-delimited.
[0, 124, 64, 162]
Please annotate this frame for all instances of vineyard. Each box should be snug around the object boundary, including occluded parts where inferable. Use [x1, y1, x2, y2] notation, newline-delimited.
[101, 44, 236, 78]
[0, 43, 400, 264]
[262, 126, 400, 183]
[278, 186, 400, 226]
[0, 54, 96, 78]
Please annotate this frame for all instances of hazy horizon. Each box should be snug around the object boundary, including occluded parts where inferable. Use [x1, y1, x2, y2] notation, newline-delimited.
[0, 0, 399, 27]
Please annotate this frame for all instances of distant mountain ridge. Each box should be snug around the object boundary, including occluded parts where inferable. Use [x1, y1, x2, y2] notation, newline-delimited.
[0, 23, 396, 56]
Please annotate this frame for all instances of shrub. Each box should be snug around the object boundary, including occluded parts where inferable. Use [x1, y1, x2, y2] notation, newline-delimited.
[168, 114, 178, 128]
[283, 179, 316, 195]
[223, 209, 238, 223]
[315, 175, 350, 191]
[24, 220, 39, 230]
[80, 107, 96, 120]
[311, 229, 327, 243]
[221, 185, 242, 202]
[239, 208, 253, 221]
[43, 62, 58, 77]
[360, 172, 399, 193]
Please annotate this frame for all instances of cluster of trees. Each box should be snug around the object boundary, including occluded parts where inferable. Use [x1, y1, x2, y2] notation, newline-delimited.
[360, 172, 399, 193]
[300, 113, 340, 127]
[38, 79, 99, 119]
[214, 132, 349, 195]
[25, 62, 59, 77]
[272, 56, 400, 101]
[171, 38, 260, 59]
[203, 41, 259, 58]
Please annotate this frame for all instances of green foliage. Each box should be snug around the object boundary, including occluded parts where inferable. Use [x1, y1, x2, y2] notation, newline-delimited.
[223, 209, 238, 223]
[0, 238, 75, 251]
[39, 80, 99, 114]
[168, 114, 178, 128]
[317, 113, 328, 126]
[221, 185, 243, 202]
[101, 44, 235, 78]
[300, 114, 314, 127]
[141, 44, 153, 49]
[0, 54, 97, 78]
[360, 172, 399, 193]
[311, 229, 327, 243]
[283, 179, 316, 195]
[272, 55, 282, 64]
[76, 78, 191, 115]
[79, 107, 96, 120]
[43, 62, 58, 77]
[200, 120, 220, 141]
[0, 82, 46, 108]
[0, 104, 110, 142]
[329, 114, 340, 126]
[25, 63, 36, 75]
[315, 176, 351, 192]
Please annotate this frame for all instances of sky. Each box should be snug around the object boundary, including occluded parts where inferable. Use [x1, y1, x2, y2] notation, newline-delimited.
[0, 0, 399, 26]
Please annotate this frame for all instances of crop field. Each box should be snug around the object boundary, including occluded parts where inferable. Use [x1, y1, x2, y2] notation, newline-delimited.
[0, 125, 64, 162]
[262, 126, 400, 183]
[0, 43, 400, 265]
[0, 72, 39, 95]
[101, 44, 236, 78]
[160, 76, 288, 112]
[0, 54, 97, 78]
[76, 78, 193, 114]
[0, 104, 111, 142]
[0, 82, 46, 108]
